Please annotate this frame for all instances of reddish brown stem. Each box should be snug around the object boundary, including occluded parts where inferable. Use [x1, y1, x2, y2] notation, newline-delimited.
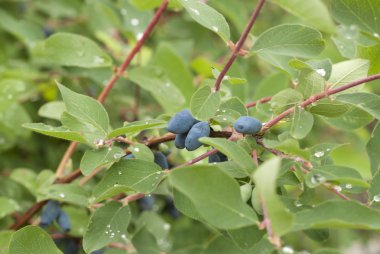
[55, 142, 78, 178]
[262, 73, 380, 132]
[214, 0, 267, 91]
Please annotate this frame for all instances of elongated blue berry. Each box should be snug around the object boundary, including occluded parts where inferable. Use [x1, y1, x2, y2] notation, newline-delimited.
[154, 151, 169, 169]
[40, 200, 61, 228]
[175, 133, 187, 149]
[138, 195, 155, 211]
[185, 121, 210, 151]
[123, 153, 135, 159]
[233, 116, 262, 134]
[208, 151, 228, 163]
[167, 109, 197, 134]
[57, 210, 71, 232]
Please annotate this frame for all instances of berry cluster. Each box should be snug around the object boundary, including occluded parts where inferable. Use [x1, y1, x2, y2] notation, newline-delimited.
[167, 110, 210, 151]
[40, 200, 71, 232]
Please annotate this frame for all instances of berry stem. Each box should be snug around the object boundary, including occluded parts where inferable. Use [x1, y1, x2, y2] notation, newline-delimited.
[214, 0, 267, 92]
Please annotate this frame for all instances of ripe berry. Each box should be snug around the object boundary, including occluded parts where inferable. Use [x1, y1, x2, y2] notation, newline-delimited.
[208, 151, 228, 163]
[174, 133, 187, 149]
[233, 116, 262, 134]
[138, 195, 155, 211]
[167, 109, 197, 134]
[40, 200, 61, 228]
[57, 210, 71, 232]
[153, 151, 169, 169]
[185, 121, 210, 151]
[123, 153, 135, 159]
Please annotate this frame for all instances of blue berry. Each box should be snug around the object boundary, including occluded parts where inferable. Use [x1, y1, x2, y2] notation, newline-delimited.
[91, 250, 104, 254]
[174, 133, 187, 149]
[154, 151, 169, 169]
[40, 200, 61, 228]
[185, 122, 210, 151]
[57, 210, 71, 232]
[233, 116, 262, 134]
[138, 195, 155, 211]
[208, 152, 228, 163]
[123, 153, 135, 160]
[167, 109, 197, 134]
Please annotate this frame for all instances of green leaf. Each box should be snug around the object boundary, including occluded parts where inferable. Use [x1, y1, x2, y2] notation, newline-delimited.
[336, 93, 380, 119]
[153, 43, 194, 102]
[252, 24, 325, 58]
[108, 119, 166, 138]
[358, 43, 380, 75]
[296, 69, 325, 98]
[32, 32, 112, 68]
[203, 236, 274, 254]
[328, 59, 369, 90]
[289, 58, 332, 81]
[169, 165, 258, 229]
[10, 168, 38, 196]
[136, 211, 171, 246]
[199, 137, 256, 176]
[38, 101, 66, 121]
[367, 123, 380, 175]
[270, 89, 303, 113]
[293, 200, 380, 231]
[190, 85, 221, 120]
[290, 107, 314, 140]
[132, 227, 161, 254]
[83, 201, 131, 253]
[80, 146, 125, 175]
[63, 206, 89, 237]
[369, 167, 380, 202]
[22, 123, 88, 143]
[9, 226, 62, 254]
[128, 66, 186, 112]
[58, 83, 110, 134]
[305, 165, 369, 189]
[331, 25, 359, 59]
[179, 0, 230, 42]
[0, 197, 19, 219]
[309, 100, 349, 118]
[173, 188, 203, 221]
[219, 97, 248, 116]
[93, 159, 164, 202]
[226, 225, 264, 250]
[272, 0, 335, 33]
[253, 158, 294, 236]
[324, 106, 373, 130]
[40, 183, 90, 206]
[332, 0, 380, 35]
[0, 230, 13, 254]
[130, 144, 154, 162]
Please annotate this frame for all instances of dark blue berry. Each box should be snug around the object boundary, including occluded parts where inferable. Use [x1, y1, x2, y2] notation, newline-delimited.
[167, 109, 197, 134]
[164, 197, 180, 219]
[208, 152, 228, 163]
[40, 200, 61, 228]
[123, 153, 135, 160]
[138, 195, 155, 211]
[153, 151, 169, 169]
[57, 210, 71, 232]
[233, 116, 262, 134]
[185, 121, 210, 151]
[174, 133, 187, 149]
[91, 250, 104, 254]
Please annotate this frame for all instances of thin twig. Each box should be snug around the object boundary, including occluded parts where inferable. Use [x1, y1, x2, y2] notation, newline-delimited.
[259, 194, 281, 248]
[214, 0, 267, 91]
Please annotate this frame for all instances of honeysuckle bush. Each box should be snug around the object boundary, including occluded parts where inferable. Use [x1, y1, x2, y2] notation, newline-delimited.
[1, 0, 380, 253]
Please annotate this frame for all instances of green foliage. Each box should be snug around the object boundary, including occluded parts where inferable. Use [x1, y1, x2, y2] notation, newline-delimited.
[2, 0, 380, 253]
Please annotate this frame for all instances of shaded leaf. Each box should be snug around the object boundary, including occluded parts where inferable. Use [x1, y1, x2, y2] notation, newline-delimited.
[190, 85, 221, 121]
[80, 146, 125, 175]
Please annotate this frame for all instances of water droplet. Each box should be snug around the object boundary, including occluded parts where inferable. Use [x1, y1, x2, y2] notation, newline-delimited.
[294, 200, 303, 207]
[374, 33, 380, 38]
[239, 213, 245, 218]
[310, 173, 326, 185]
[345, 183, 352, 189]
[221, 109, 226, 113]
[163, 223, 170, 230]
[190, 8, 200, 15]
[105, 230, 109, 234]
[121, 234, 127, 239]
[222, 117, 227, 121]
[313, 151, 325, 158]
[212, 26, 219, 32]
[121, 9, 127, 16]
[107, 224, 111, 228]
[59, 193, 65, 198]
[165, 82, 171, 87]
[130, 18, 139, 26]
[282, 246, 294, 254]
[136, 32, 143, 40]
[108, 147, 112, 151]
[134, 147, 140, 152]
[316, 68, 326, 77]
[93, 56, 105, 65]
[333, 185, 342, 192]
[113, 153, 124, 159]
[118, 171, 122, 175]
[373, 195, 380, 202]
